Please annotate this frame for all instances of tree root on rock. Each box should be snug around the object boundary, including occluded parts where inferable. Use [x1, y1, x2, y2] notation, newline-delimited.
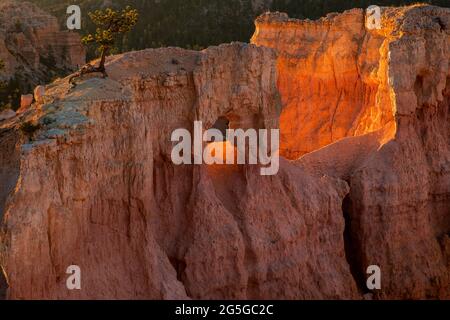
[68, 63, 108, 88]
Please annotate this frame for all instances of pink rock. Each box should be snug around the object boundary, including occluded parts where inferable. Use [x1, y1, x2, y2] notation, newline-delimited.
[34, 85, 45, 103]
[19, 94, 33, 111]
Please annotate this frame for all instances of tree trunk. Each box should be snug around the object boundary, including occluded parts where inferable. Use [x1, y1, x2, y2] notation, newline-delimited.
[68, 46, 109, 86]
[97, 46, 109, 76]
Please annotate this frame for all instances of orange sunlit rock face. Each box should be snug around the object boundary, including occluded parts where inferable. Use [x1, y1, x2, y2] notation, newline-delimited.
[251, 10, 395, 159]
[253, 6, 450, 299]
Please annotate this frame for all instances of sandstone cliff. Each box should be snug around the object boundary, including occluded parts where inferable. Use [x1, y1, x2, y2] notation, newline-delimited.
[0, 5, 449, 300]
[252, 5, 450, 299]
[0, 0, 85, 95]
[252, 9, 395, 159]
[0, 43, 359, 299]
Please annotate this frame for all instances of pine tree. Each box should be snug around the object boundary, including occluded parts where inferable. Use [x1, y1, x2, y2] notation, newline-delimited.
[78, 6, 138, 78]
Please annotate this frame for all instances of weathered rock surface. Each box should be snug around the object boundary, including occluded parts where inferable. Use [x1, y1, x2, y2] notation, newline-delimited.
[0, 0, 85, 89]
[19, 94, 33, 110]
[34, 85, 46, 103]
[0, 43, 358, 299]
[253, 5, 450, 299]
[0, 5, 449, 300]
[251, 9, 395, 159]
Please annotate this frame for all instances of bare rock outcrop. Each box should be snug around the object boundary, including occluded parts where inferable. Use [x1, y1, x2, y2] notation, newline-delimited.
[252, 5, 450, 299]
[19, 94, 33, 110]
[251, 9, 395, 159]
[0, 43, 358, 299]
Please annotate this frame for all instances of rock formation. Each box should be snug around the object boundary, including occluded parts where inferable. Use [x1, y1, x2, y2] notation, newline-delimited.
[0, 0, 85, 91]
[252, 5, 450, 299]
[0, 42, 360, 300]
[0, 5, 448, 300]
[19, 94, 33, 111]
[252, 9, 395, 159]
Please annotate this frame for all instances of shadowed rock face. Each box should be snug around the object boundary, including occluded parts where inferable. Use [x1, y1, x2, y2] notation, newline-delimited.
[0, 5, 449, 300]
[0, 129, 20, 220]
[0, 267, 7, 299]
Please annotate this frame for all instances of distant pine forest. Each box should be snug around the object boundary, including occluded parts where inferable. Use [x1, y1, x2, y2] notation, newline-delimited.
[24, 0, 449, 59]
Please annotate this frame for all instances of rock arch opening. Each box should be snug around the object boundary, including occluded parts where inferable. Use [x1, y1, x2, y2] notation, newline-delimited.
[209, 116, 230, 142]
